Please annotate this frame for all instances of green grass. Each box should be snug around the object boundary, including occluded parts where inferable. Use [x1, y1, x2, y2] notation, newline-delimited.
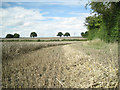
[83, 39, 108, 49]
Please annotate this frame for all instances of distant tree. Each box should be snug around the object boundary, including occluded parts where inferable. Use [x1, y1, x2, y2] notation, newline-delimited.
[57, 32, 63, 37]
[30, 32, 37, 38]
[85, 31, 88, 37]
[64, 32, 70, 37]
[81, 31, 88, 38]
[6, 34, 14, 38]
[14, 33, 20, 38]
[81, 32, 84, 37]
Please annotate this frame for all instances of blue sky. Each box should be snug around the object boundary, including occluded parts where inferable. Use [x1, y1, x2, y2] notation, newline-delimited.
[0, 0, 92, 37]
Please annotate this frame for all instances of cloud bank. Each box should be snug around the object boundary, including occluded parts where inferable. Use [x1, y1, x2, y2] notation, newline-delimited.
[1, 7, 91, 37]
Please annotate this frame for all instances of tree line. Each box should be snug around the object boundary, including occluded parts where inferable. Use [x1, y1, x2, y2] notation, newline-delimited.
[57, 32, 70, 37]
[81, 1, 120, 42]
[5, 32, 71, 38]
[6, 33, 20, 38]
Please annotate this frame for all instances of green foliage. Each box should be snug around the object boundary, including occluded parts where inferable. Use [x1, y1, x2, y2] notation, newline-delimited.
[85, 1, 120, 42]
[6, 33, 20, 38]
[14, 33, 20, 38]
[81, 31, 88, 38]
[57, 32, 63, 37]
[64, 32, 70, 37]
[6, 34, 14, 38]
[30, 32, 37, 38]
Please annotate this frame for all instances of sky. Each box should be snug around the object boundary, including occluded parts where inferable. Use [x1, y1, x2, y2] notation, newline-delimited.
[0, 0, 92, 37]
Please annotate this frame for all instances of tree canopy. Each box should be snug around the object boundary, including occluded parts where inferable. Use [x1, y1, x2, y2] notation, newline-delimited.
[85, 1, 120, 42]
[6, 34, 14, 38]
[30, 32, 37, 38]
[6, 33, 20, 38]
[81, 31, 88, 38]
[57, 32, 63, 37]
[64, 32, 70, 37]
[14, 33, 20, 38]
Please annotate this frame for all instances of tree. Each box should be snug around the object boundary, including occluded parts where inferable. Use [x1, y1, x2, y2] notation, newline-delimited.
[85, 1, 120, 42]
[57, 32, 63, 37]
[30, 32, 37, 38]
[81, 32, 84, 37]
[85, 15, 102, 40]
[81, 31, 88, 38]
[64, 32, 70, 37]
[6, 34, 14, 38]
[14, 33, 20, 38]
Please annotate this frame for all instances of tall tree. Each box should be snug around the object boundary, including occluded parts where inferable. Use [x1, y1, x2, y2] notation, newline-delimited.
[85, 1, 120, 42]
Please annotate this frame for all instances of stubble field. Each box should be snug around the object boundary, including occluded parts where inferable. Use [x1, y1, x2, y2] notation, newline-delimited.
[2, 40, 118, 88]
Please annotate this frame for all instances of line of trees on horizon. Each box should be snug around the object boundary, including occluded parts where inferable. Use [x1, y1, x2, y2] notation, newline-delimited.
[57, 32, 70, 37]
[5, 32, 38, 38]
[5, 32, 71, 38]
[6, 33, 20, 38]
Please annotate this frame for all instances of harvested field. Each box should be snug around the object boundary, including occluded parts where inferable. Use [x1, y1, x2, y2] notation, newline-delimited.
[2, 42, 72, 60]
[2, 40, 118, 88]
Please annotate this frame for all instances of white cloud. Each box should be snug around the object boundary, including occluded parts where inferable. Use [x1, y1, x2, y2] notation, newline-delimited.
[1, 7, 90, 37]
[69, 12, 94, 19]
[2, 0, 89, 6]
[70, 12, 90, 16]
[1, 7, 45, 26]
